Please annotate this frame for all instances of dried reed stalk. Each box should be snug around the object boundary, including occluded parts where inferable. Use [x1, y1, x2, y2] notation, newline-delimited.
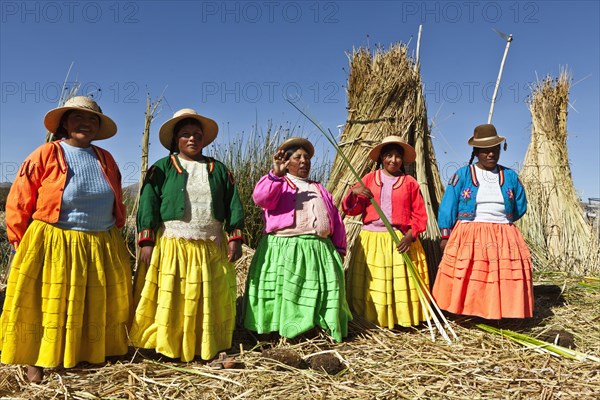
[326, 44, 444, 277]
[517, 70, 600, 275]
[2, 275, 598, 399]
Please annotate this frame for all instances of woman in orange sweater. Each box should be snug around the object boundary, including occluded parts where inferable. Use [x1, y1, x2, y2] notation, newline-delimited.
[342, 136, 429, 328]
[1, 97, 131, 382]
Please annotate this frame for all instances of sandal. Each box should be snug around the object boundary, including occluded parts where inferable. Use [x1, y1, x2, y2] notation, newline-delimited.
[207, 352, 239, 369]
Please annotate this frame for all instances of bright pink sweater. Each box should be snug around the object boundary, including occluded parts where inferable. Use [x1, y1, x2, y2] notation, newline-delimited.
[253, 171, 347, 255]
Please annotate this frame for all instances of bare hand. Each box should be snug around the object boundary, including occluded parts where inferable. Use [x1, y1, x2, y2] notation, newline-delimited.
[440, 239, 448, 253]
[351, 186, 374, 198]
[272, 149, 289, 177]
[228, 239, 242, 262]
[139, 245, 154, 265]
[396, 232, 413, 253]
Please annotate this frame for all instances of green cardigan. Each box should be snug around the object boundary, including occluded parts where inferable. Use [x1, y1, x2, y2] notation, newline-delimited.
[137, 154, 244, 245]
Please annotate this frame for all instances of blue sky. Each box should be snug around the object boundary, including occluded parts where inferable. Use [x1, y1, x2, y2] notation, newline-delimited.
[1, 1, 598, 199]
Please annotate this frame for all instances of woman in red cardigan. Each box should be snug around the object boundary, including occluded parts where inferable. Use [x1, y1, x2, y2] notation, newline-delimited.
[342, 136, 429, 328]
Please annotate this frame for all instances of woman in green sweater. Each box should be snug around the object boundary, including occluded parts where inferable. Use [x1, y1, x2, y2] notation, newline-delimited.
[130, 108, 244, 363]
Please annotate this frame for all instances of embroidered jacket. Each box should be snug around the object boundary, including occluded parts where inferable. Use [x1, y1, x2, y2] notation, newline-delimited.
[137, 155, 244, 245]
[6, 141, 126, 248]
[438, 164, 527, 239]
[341, 170, 428, 236]
[252, 171, 347, 255]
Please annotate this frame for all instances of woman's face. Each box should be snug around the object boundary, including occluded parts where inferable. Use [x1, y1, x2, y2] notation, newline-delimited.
[62, 110, 100, 147]
[286, 148, 311, 178]
[176, 123, 204, 160]
[381, 148, 403, 175]
[475, 145, 501, 170]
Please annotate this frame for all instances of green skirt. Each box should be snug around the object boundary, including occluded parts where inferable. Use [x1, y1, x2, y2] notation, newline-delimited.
[243, 234, 351, 342]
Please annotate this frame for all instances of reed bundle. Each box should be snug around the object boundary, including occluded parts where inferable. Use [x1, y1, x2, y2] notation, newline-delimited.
[517, 71, 600, 275]
[326, 44, 444, 277]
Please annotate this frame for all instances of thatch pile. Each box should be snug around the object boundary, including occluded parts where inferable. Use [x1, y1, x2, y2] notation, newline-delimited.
[517, 71, 600, 275]
[326, 44, 444, 276]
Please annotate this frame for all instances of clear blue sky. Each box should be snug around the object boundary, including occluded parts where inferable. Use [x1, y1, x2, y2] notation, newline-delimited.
[1, 1, 598, 199]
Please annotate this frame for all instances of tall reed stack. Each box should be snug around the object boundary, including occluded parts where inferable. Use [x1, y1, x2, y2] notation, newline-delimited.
[326, 44, 444, 276]
[517, 71, 599, 275]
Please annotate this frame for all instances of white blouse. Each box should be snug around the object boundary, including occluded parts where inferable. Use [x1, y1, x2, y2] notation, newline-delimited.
[470, 165, 509, 224]
[162, 157, 224, 244]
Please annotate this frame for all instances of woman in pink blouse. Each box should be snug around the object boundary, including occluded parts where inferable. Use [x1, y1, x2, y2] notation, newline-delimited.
[243, 137, 351, 342]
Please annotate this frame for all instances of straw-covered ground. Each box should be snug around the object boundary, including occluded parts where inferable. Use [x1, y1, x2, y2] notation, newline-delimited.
[1, 249, 598, 400]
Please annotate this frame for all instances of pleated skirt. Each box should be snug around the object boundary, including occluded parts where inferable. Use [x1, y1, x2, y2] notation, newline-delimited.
[243, 234, 352, 342]
[129, 234, 236, 361]
[432, 221, 534, 319]
[0, 220, 132, 368]
[347, 230, 430, 328]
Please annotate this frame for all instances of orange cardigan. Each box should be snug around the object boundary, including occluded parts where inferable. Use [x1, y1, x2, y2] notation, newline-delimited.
[6, 141, 126, 248]
[342, 170, 428, 236]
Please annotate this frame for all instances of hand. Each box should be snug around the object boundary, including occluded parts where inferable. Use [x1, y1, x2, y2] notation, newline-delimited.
[272, 149, 289, 177]
[396, 233, 413, 253]
[440, 239, 448, 253]
[351, 186, 373, 199]
[139, 245, 154, 265]
[228, 239, 242, 262]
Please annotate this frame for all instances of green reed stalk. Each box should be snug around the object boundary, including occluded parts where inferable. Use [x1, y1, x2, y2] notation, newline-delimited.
[288, 100, 457, 343]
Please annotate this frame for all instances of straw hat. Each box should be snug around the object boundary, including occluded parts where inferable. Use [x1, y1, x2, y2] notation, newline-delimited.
[277, 137, 315, 158]
[467, 124, 506, 148]
[44, 96, 117, 140]
[369, 135, 416, 163]
[159, 108, 219, 150]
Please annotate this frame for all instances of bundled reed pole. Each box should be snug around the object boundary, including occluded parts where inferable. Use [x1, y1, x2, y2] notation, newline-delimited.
[326, 43, 444, 277]
[517, 70, 600, 275]
[488, 30, 513, 123]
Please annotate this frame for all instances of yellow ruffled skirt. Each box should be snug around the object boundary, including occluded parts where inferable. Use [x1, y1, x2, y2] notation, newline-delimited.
[347, 230, 430, 328]
[130, 234, 236, 361]
[0, 220, 132, 368]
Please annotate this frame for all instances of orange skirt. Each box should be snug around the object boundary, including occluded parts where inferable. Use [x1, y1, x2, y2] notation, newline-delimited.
[432, 221, 533, 319]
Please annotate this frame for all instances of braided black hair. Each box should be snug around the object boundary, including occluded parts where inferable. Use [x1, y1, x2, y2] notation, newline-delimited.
[468, 151, 476, 165]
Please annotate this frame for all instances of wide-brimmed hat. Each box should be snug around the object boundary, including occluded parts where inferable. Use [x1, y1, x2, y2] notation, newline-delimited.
[277, 137, 315, 158]
[44, 96, 117, 140]
[159, 108, 219, 150]
[369, 135, 416, 163]
[467, 124, 506, 148]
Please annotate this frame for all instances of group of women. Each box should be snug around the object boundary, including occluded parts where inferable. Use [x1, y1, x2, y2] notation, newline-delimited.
[0, 97, 533, 382]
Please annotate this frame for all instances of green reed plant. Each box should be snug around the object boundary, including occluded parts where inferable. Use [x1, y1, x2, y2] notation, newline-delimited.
[289, 100, 457, 343]
[476, 323, 600, 362]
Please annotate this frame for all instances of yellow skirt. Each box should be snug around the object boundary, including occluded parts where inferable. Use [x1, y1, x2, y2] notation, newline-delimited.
[347, 230, 430, 328]
[130, 234, 236, 361]
[0, 220, 132, 368]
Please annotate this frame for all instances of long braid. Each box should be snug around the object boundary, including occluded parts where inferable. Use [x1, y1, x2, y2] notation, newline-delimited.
[468, 151, 476, 165]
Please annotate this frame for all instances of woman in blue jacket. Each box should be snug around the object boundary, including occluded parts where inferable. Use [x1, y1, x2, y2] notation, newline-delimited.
[432, 124, 533, 319]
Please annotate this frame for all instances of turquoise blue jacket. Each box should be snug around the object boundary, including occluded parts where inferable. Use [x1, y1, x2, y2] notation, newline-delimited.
[438, 164, 527, 239]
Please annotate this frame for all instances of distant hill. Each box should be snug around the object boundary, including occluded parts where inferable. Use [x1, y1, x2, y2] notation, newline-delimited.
[123, 183, 139, 198]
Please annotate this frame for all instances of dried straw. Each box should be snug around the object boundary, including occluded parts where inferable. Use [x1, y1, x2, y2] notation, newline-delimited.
[326, 44, 444, 280]
[2, 276, 598, 399]
[517, 70, 600, 275]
